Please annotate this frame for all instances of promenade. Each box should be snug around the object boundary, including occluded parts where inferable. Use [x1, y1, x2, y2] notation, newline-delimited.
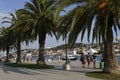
[0, 61, 102, 80]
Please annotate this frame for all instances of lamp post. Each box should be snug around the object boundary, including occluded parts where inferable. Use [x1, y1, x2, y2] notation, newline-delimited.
[65, 36, 68, 64]
[63, 34, 71, 70]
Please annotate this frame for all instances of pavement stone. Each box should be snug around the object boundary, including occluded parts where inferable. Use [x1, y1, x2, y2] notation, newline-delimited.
[0, 61, 102, 80]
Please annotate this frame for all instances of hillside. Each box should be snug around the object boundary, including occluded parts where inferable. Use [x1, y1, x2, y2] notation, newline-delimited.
[52, 43, 84, 49]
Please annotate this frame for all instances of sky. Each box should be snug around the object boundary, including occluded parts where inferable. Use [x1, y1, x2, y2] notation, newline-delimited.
[0, 0, 120, 50]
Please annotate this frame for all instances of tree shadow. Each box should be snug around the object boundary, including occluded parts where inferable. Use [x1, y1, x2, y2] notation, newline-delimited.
[50, 63, 101, 74]
[0, 62, 45, 75]
[0, 61, 101, 77]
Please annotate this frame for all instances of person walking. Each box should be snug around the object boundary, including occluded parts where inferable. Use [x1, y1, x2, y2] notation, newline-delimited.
[58, 55, 62, 63]
[80, 53, 86, 68]
[86, 53, 91, 68]
[92, 53, 97, 68]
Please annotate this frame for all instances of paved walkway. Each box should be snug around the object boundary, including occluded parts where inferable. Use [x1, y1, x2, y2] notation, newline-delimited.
[0, 61, 102, 80]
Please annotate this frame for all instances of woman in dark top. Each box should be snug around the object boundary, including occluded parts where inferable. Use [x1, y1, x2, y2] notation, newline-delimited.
[80, 53, 86, 68]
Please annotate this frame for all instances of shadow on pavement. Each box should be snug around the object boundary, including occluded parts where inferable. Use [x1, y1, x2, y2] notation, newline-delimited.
[0, 62, 45, 75]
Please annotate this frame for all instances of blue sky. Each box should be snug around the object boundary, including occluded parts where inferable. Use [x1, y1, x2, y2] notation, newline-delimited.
[0, 0, 28, 13]
[0, 0, 120, 49]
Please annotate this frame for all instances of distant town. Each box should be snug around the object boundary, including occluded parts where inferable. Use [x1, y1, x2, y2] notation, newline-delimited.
[1, 43, 119, 59]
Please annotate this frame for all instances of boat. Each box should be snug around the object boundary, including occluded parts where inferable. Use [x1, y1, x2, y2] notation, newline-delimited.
[62, 54, 78, 60]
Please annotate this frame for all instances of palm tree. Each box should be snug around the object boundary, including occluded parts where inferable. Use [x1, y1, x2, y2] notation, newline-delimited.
[0, 27, 14, 62]
[18, 0, 57, 64]
[2, 12, 26, 64]
[55, 0, 120, 75]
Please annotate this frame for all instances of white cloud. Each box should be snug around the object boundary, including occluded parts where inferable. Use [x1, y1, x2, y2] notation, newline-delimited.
[0, 12, 9, 17]
[0, 12, 10, 27]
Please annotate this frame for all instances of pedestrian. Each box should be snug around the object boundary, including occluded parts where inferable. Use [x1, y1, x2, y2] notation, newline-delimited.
[92, 53, 97, 68]
[58, 55, 62, 62]
[100, 59, 104, 69]
[86, 53, 91, 68]
[23, 54, 26, 62]
[80, 53, 86, 68]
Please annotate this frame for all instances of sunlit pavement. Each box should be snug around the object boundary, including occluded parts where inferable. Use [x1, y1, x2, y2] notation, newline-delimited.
[0, 61, 102, 80]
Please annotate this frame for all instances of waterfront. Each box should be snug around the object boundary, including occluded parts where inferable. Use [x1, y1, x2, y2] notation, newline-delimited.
[32, 54, 120, 64]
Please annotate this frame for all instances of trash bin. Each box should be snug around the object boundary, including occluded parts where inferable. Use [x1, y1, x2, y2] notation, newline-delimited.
[100, 62, 104, 69]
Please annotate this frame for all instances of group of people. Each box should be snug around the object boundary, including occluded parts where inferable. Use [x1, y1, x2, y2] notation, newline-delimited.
[23, 54, 32, 62]
[80, 53, 97, 68]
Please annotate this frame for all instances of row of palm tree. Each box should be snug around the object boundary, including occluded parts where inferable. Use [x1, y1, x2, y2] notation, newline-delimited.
[0, 0, 57, 64]
[0, 0, 120, 75]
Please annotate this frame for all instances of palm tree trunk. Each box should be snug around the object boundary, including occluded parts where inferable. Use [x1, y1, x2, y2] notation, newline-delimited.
[37, 33, 46, 64]
[5, 46, 10, 62]
[16, 39, 21, 64]
[103, 14, 120, 75]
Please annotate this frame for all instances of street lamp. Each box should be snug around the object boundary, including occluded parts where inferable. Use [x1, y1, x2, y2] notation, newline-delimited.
[63, 34, 71, 70]
[65, 36, 68, 64]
